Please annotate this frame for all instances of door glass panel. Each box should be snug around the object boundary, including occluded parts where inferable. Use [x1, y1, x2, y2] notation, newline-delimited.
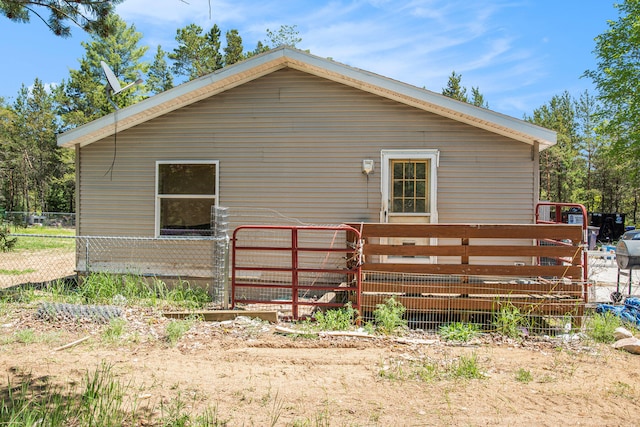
[390, 160, 430, 213]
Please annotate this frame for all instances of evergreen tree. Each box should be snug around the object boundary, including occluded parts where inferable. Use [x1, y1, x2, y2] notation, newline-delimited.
[0, 0, 123, 37]
[224, 29, 244, 65]
[169, 23, 224, 81]
[442, 71, 468, 102]
[60, 13, 148, 128]
[7, 80, 61, 212]
[471, 86, 488, 108]
[528, 92, 581, 203]
[147, 45, 174, 95]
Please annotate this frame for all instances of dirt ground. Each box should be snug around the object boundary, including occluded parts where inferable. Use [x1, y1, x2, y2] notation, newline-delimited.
[1, 302, 640, 427]
[2, 252, 640, 425]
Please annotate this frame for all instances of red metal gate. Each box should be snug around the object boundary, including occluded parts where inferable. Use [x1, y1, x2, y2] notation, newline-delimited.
[231, 225, 362, 320]
[535, 202, 589, 285]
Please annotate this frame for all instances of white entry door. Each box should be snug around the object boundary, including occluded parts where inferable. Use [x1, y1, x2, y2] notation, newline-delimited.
[381, 150, 439, 260]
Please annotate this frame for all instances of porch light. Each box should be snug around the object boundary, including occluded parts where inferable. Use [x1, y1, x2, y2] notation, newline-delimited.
[362, 159, 374, 175]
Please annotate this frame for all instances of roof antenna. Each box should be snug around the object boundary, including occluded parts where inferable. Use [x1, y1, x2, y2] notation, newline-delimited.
[100, 61, 143, 179]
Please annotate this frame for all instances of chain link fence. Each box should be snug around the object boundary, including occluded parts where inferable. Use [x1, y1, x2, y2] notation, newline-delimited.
[1, 207, 230, 306]
[1, 234, 229, 304]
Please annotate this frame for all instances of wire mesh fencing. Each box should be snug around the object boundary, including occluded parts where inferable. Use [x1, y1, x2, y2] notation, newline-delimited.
[359, 270, 586, 334]
[1, 233, 229, 306]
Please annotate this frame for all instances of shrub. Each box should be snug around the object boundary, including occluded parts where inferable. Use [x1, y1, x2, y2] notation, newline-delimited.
[0, 226, 17, 252]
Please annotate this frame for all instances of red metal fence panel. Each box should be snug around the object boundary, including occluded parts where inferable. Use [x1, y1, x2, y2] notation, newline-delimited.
[231, 225, 362, 320]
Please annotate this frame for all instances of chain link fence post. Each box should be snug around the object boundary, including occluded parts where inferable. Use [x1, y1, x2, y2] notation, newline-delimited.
[212, 206, 230, 308]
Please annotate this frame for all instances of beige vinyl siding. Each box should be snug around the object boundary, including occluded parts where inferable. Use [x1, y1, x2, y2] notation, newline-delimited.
[77, 68, 536, 236]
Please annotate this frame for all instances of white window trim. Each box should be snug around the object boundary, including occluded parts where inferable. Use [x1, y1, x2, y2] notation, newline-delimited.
[380, 149, 439, 223]
[155, 160, 220, 237]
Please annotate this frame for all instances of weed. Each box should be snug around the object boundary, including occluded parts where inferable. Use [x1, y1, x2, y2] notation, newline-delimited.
[268, 391, 284, 427]
[515, 368, 533, 383]
[313, 302, 357, 331]
[14, 329, 37, 344]
[439, 322, 480, 342]
[492, 303, 530, 339]
[608, 381, 635, 400]
[378, 359, 407, 381]
[166, 318, 195, 345]
[373, 297, 407, 335]
[102, 317, 127, 343]
[586, 312, 624, 343]
[380, 353, 485, 382]
[451, 353, 484, 379]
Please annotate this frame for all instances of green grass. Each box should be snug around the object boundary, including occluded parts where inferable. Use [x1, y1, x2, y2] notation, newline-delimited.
[7, 226, 75, 252]
[10, 226, 75, 236]
[0, 363, 232, 426]
[0, 268, 37, 275]
[102, 318, 127, 343]
[75, 273, 210, 309]
[0, 328, 61, 346]
[0, 273, 211, 311]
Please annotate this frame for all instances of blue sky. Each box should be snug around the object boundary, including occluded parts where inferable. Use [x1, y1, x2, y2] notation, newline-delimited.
[0, 0, 618, 119]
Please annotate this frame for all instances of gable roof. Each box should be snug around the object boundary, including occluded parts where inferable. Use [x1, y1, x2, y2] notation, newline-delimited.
[57, 46, 556, 149]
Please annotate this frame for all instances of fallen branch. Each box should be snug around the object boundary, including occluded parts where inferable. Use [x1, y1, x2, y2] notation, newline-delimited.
[53, 335, 90, 351]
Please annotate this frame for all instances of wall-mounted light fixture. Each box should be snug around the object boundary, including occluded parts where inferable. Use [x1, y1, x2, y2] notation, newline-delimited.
[362, 159, 374, 175]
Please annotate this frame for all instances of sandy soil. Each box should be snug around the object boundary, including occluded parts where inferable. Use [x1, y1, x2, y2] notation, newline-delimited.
[1, 249, 640, 425]
[1, 304, 640, 427]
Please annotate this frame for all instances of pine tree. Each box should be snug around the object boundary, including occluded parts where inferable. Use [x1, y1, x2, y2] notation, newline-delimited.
[0, 0, 123, 37]
[224, 29, 244, 66]
[442, 71, 468, 102]
[60, 14, 149, 128]
[147, 45, 174, 95]
[169, 23, 224, 81]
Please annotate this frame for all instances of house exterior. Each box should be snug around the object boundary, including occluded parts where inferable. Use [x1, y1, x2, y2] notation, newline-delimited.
[58, 47, 556, 240]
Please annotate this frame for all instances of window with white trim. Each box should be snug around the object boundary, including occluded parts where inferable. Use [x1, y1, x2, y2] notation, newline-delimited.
[156, 161, 219, 236]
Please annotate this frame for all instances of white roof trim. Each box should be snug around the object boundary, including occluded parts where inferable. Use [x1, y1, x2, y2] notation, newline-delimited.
[57, 47, 556, 150]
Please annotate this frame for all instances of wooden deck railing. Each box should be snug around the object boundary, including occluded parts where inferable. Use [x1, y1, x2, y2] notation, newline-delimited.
[346, 223, 586, 319]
